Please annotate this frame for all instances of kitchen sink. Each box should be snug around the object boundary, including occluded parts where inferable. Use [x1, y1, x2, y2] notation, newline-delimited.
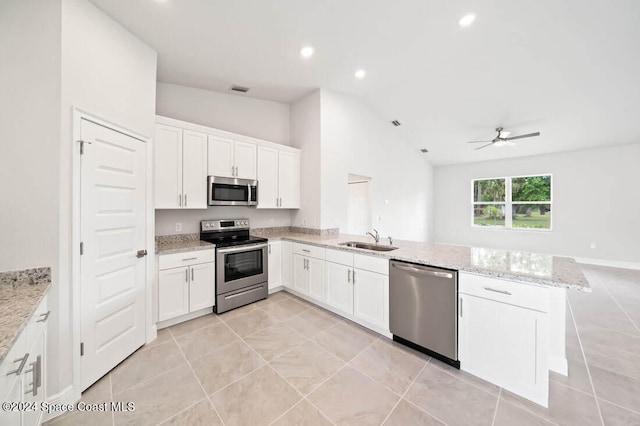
[339, 241, 399, 251]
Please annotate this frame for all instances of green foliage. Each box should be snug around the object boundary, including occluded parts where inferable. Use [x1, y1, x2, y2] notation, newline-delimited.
[512, 175, 551, 202]
[474, 179, 506, 202]
[485, 205, 502, 219]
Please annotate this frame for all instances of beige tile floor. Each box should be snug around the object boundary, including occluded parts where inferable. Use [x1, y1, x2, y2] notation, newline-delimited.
[47, 264, 640, 425]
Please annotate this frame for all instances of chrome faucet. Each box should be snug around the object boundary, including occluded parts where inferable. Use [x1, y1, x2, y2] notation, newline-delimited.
[387, 236, 393, 246]
[366, 229, 380, 244]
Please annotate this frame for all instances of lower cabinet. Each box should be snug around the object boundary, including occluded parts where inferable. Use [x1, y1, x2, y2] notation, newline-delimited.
[268, 241, 282, 290]
[353, 267, 389, 330]
[158, 250, 215, 322]
[458, 272, 549, 407]
[325, 261, 354, 315]
[292, 243, 326, 302]
[281, 241, 293, 289]
[0, 294, 48, 426]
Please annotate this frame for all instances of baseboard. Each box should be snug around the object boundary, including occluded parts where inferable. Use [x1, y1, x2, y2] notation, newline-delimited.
[42, 385, 77, 422]
[549, 356, 568, 376]
[157, 307, 214, 330]
[574, 257, 640, 270]
[269, 286, 284, 294]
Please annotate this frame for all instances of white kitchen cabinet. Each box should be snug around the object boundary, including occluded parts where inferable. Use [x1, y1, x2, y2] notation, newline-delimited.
[325, 261, 354, 315]
[0, 294, 48, 426]
[257, 147, 300, 209]
[281, 241, 293, 289]
[207, 135, 256, 180]
[268, 241, 282, 290]
[292, 243, 326, 303]
[158, 251, 215, 322]
[155, 124, 207, 209]
[458, 273, 549, 407]
[353, 267, 389, 331]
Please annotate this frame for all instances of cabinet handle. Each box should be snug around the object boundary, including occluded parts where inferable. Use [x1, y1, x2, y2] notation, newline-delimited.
[7, 353, 29, 376]
[191, 268, 194, 281]
[184, 194, 188, 207]
[231, 165, 235, 176]
[236, 166, 239, 176]
[302, 249, 310, 253]
[483, 287, 512, 296]
[182, 257, 197, 261]
[353, 270, 356, 284]
[348, 269, 351, 283]
[37, 311, 51, 323]
[268, 245, 271, 254]
[178, 194, 182, 207]
[185, 269, 189, 282]
[459, 297, 463, 317]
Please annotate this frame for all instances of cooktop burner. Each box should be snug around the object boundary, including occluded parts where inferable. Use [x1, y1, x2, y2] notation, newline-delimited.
[199, 218, 267, 248]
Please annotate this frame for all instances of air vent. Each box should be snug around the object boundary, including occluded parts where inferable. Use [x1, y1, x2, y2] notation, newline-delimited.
[391, 120, 401, 127]
[230, 85, 250, 93]
[420, 148, 429, 153]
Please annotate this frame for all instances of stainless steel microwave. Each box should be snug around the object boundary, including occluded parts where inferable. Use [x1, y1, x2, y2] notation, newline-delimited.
[208, 176, 258, 206]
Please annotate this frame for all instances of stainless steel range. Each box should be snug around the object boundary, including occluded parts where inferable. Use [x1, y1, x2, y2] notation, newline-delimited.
[200, 219, 268, 313]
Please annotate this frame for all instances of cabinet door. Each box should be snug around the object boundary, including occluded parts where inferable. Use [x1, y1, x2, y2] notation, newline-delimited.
[458, 293, 548, 406]
[326, 262, 353, 315]
[182, 130, 208, 209]
[23, 332, 45, 426]
[293, 255, 309, 295]
[234, 141, 257, 180]
[0, 376, 21, 425]
[189, 262, 215, 312]
[268, 242, 282, 290]
[308, 257, 326, 302]
[257, 146, 279, 209]
[208, 135, 235, 177]
[278, 151, 300, 208]
[155, 124, 182, 208]
[353, 269, 389, 331]
[158, 267, 190, 321]
[281, 241, 293, 289]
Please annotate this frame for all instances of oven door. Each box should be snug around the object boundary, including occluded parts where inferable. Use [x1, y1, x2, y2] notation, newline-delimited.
[208, 176, 258, 206]
[216, 243, 268, 294]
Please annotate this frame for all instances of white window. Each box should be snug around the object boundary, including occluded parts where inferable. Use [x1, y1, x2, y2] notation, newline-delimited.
[472, 175, 552, 230]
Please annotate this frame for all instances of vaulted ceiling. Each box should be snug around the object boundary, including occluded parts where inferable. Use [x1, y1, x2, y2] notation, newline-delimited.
[90, 0, 640, 165]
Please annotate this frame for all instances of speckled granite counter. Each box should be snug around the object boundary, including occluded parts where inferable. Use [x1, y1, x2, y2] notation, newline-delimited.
[0, 267, 51, 364]
[252, 231, 591, 291]
[156, 233, 215, 255]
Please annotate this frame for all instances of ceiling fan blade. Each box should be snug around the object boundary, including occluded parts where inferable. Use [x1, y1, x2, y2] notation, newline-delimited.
[474, 142, 494, 150]
[504, 132, 540, 141]
[467, 140, 492, 144]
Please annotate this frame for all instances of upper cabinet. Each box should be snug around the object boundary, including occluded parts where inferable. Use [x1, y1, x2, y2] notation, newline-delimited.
[257, 146, 300, 209]
[155, 124, 207, 209]
[207, 136, 257, 180]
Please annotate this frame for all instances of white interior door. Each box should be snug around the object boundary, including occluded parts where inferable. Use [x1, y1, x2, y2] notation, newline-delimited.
[80, 119, 147, 391]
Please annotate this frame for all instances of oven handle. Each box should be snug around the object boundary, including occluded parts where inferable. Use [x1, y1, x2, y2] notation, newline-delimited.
[217, 243, 268, 254]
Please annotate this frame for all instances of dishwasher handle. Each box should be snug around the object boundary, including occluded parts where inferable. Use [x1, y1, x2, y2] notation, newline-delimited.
[391, 262, 454, 279]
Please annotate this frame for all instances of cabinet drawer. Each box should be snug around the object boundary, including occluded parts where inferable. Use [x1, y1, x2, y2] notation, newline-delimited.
[459, 272, 549, 313]
[159, 249, 215, 270]
[293, 243, 325, 260]
[326, 248, 354, 266]
[354, 254, 389, 275]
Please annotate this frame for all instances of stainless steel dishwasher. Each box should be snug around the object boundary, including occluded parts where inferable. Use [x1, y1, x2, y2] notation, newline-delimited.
[389, 260, 459, 368]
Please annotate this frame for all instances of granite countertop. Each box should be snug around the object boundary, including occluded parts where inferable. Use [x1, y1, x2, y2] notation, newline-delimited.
[156, 233, 215, 255]
[0, 267, 51, 364]
[254, 231, 591, 291]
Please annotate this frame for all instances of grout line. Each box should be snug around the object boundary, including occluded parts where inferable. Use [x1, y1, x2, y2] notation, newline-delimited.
[597, 277, 640, 333]
[596, 397, 640, 416]
[490, 388, 502, 426]
[168, 327, 227, 426]
[566, 299, 605, 426]
[497, 397, 561, 426]
[428, 359, 500, 397]
[379, 361, 429, 425]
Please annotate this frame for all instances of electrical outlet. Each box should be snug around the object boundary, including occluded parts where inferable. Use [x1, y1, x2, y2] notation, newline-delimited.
[590, 242, 597, 249]
[175, 223, 182, 232]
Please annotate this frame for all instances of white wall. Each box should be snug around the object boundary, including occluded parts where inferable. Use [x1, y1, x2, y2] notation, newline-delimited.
[290, 90, 322, 229]
[51, 0, 157, 398]
[320, 90, 434, 241]
[156, 82, 291, 145]
[433, 144, 640, 263]
[155, 208, 292, 235]
[0, 0, 61, 271]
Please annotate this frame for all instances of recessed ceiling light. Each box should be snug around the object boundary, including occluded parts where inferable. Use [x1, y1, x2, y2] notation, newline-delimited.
[300, 46, 314, 58]
[458, 13, 476, 27]
[355, 69, 366, 79]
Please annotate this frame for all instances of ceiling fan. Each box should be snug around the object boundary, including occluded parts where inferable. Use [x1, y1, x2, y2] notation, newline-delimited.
[467, 127, 541, 150]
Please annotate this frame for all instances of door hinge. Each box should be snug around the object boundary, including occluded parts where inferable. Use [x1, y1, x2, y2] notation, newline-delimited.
[79, 139, 92, 155]
[80, 342, 84, 356]
[80, 242, 84, 255]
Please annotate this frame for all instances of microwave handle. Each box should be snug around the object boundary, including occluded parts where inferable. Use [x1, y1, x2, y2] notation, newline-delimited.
[248, 184, 252, 203]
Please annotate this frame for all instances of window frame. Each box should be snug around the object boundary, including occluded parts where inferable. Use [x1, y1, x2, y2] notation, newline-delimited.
[471, 173, 553, 232]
